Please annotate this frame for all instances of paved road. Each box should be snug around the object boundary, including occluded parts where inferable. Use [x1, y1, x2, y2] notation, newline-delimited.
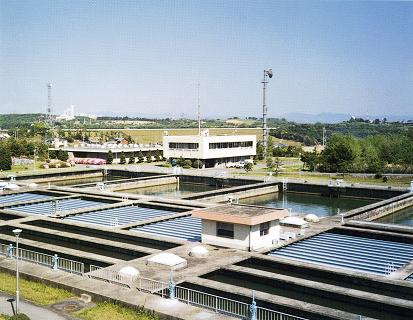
[0, 293, 68, 320]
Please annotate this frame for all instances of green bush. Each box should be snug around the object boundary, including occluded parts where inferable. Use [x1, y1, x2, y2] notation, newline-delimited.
[162, 162, 172, 168]
[191, 159, 203, 169]
[8, 313, 31, 320]
[183, 159, 192, 169]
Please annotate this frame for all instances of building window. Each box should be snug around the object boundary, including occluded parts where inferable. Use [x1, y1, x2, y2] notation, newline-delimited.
[209, 141, 253, 149]
[260, 222, 270, 236]
[169, 142, 199, 150]
[216, 222, 234, 239]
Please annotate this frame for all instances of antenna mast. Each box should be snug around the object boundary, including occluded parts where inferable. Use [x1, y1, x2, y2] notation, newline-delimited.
[197, 82, 201, 135]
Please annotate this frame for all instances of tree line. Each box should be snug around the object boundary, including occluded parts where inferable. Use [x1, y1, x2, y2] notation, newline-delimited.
[0, 138, 48, 171]
[301, 129, 413, 174]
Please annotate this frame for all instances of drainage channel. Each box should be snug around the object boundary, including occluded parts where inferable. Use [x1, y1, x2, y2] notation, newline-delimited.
[199, 269, 412, 320]
[22, 219, 179, 250]
[0, 225, 148, 261]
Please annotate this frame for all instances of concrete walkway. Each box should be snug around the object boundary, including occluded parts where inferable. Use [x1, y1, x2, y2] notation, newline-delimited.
[0, 293, 69, 320]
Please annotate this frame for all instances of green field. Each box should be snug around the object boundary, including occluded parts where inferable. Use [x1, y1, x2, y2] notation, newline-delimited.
[85, 127, 301, 145]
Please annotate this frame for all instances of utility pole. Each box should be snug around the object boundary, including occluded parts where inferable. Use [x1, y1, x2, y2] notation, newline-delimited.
[261, 69, 273, 156]
[322, 127, 326, 147]
[46, 83, 53, 127]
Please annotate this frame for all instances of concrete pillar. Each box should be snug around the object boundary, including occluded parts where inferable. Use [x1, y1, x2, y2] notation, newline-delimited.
[248, 291, 257, 320]
[6, 244, 13, 258]
[52, 254, 59, 271]
[168, 272, 176, 300]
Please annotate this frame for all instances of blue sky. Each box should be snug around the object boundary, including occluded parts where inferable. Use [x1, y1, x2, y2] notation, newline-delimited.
[1, 0, 412, 118]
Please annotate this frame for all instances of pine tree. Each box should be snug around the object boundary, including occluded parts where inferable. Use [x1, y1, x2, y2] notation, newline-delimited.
[146, 151, 152, 163]
[0, 148, 12, 170]
[120, 151, 126, 164]
[137, 151, 144, 163]
[106, 150, 114, 164]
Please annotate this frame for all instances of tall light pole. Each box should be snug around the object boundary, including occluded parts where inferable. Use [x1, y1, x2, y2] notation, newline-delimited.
[13, 229, 22, 315]
[262, 69, 273, 156]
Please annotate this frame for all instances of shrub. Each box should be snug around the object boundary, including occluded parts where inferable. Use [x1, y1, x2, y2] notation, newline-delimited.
[106, 150, 113, 164]
[192, 159, 203, 169]
[374, 172, 383, 179]
[183, 159, 192, 169]
[382, 176, 388, 183]
[163, 162, 172, 168]
[244, 162, 253, 172]
[128, 156, 135, 164]
[8, 313, 31, 320]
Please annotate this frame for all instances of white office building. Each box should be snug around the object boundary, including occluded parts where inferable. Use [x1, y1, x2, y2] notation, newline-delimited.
[163, 132, 256, 168]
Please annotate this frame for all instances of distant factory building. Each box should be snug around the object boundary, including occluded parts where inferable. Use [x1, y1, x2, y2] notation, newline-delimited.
[192, 204, 288, 251]
[163, 131, 256, 168]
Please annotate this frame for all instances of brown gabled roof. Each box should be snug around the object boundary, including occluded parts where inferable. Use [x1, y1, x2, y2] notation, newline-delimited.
[191, 204, 288, 226]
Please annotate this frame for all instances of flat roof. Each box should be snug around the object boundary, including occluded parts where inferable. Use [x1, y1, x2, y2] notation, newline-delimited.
[49, 146, 159, 153]
[191, 204, 288, 226]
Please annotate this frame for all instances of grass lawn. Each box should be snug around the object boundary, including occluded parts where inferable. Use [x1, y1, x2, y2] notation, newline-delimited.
[75, 302, 158, 320]
[0, 272, 73, 306]
[0, 273, 157, 320]
[86, 127, 301, 146]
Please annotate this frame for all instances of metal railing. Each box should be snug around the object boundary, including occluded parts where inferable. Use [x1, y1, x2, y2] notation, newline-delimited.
[0, 242, 84, 275]
[134, 276, 307, 320]
[257, 307, 309, 320]
[138, 277, 168, 295]
[89, 264, 103, 273]
[86, 268, 137, 288]
[58, 257, 84, 275]
[174, 286, 249, 318]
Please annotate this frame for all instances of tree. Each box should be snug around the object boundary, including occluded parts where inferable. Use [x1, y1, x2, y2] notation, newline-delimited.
[146, 151, 152, 163]
[266, 156, 274, 170]
[244, 162, 253, 172]
[155, 150, 163, 161]
[0, 147, 12, 170]
[57, 149, 69, 161]
[319, 134, 360, 172]
[49, 150, 57, 159]
[107, 150, 114, 164]
[137, 151, 144, 163]
[300, 152, 319, 171]
[128, 154, 135, 164]
[119, 151, 126, 164]
[256, 142, 264, 160]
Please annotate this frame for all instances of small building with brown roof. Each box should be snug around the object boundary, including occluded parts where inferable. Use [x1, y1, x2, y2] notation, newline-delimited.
[191, 204, 289, 251]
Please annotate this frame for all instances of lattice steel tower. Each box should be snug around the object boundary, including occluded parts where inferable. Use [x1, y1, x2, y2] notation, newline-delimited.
[261, 69, 273, 155]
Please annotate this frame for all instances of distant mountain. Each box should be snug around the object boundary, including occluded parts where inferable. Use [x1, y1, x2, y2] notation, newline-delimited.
[279, 112, 350, 123]
[279, 112, 413, 124]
